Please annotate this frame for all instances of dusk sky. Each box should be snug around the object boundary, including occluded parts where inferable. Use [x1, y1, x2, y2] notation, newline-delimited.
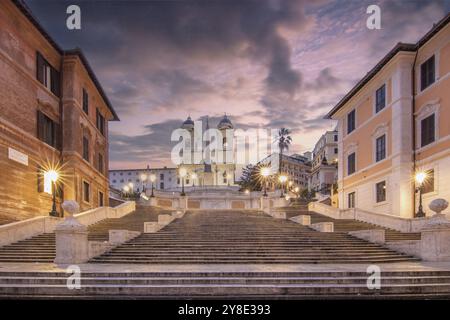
[25, 0, 449, 170]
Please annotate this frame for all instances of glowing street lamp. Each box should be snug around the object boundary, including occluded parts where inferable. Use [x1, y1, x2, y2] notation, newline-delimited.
[278, 174, 288, 198]
[260, 167, 271, 197]
[294, 186, 300, 198]
[244, 189, 250, 195]
[415, 171, 427, 218]
[123, 185, 130, 198]
[288, 181, 293, 190]
[149, 173, 156, 197]
[46, 169, 59, 217]
[179, 167, 187, 196]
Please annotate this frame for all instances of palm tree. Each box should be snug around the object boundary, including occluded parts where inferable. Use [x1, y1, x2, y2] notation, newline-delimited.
[275, 128, 292, 174]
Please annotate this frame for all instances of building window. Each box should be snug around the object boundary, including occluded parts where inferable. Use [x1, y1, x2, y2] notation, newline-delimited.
[112, 180, 116, 183]
[334, 148, 338, 154]
[37, 111, 60, 149]
[36, 52, 60, 96]
[421, 114, 435, 147]
[120, 179, 124, 183]
[375, 134, 386, 162]
[348, 192, 355, 209]
[83, 181, 90, 203]
[98, 153, 104, 174]
[160, 173, 164, 180]
[98, 191, 104, 207]
[422, 169, 435, 194]
[420, 55, 435, 91]
[334, 135, 338, 142]
[83, 136, 89, 162]
[347, 110, 356, 134]
[96, 109, 105, 135]
[177, 178, 180, 184]
[347, 152, 356, 175]
[375, 84, 386, 113]
[376, 181, 386, 203]
[186, 179, 190, 184]
[160, 182, 164, 189]
[82, 89, 89, 114]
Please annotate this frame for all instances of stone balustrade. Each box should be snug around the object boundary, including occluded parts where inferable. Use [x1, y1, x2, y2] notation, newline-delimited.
[310, 222, 334, 232]
[290, 215, 311, 226]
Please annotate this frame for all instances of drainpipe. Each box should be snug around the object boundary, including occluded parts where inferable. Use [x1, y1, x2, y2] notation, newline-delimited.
[412, 50, 418, 217]
[58, 53, 65, 216]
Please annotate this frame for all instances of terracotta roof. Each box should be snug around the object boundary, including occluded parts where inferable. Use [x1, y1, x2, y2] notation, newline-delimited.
[11, 0, 119, 121]
[326, 12, 450, 119]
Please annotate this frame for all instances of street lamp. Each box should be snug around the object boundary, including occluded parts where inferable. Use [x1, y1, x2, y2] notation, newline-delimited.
[150, 173, 156, 197]
[47, 170, 59, 217]
[260, 167, 270, 197]
[140, 174, 147, 192]
[294, 186, 300, 198]
[288, 181, 293, 191]
[123, 185, 130, 198]
[415, 171, 427, 218]
[179, 167, 187, 196]
[278, 174, 288, 198]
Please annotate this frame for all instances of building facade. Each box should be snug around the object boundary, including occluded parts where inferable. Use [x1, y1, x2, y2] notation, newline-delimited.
[327, 14, 450, 219]
[309, 130, 338, 194]
[177, 115, 237, 187]
[0, 0, 118, 220]
[259, 153, 311, 190]
[109, 167, 177, 192]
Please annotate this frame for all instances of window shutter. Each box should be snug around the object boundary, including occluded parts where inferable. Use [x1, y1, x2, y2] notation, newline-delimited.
[51, 68, 61, 97]
[36, 52, 44, 83]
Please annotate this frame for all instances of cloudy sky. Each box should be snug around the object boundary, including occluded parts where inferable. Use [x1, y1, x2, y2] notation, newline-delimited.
[25, 0, 449, 169]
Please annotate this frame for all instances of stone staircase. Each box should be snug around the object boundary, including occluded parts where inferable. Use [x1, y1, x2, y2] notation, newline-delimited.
[0, 206, 171, 263]
[284, 203, 421, 241]
[1, 270, 450, 298]
[91, 210, 419, 264]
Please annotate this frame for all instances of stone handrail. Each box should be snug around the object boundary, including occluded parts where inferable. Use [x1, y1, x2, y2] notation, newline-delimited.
[308, 201, 432, 232]
[0, 201, 136, 247]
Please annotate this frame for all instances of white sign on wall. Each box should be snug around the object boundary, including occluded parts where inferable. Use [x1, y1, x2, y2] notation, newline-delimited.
[8, 147, 28, 166]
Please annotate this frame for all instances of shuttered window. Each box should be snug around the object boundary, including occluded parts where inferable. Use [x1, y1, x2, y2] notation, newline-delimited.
[376, 181, 386, 203]
[420, 55, 435, 91]
[96, 109, 105, 135]
[98, 152, 104, 174]
[82, 89, 89, 114]
[347, 110, 356, 134]
[421, 114, 435, 147]
[375, 84, 386, 113]
[83, 181, 90, 203]
[83, 136, 89, 162]
[36, 52, 60, 96]
[37, 111, 61, 150]
[347, 152, 356, 175]
[375, 134, 386, 162]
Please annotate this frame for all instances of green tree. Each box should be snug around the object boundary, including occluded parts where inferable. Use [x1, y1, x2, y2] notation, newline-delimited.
[275, 128, 292, 174]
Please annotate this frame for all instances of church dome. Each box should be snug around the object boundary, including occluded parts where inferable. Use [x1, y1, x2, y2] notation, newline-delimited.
[181, 116, 194, 130]
[217, 115, 233, 130]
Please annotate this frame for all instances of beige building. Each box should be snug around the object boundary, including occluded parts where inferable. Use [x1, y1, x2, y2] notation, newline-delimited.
[327, 14, 450, 219]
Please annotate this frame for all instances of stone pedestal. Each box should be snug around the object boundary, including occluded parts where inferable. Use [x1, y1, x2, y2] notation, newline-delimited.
[149, 197, 157, 206]
[54, 216, 88, 265]
[420, 217, 450, 262]
[144, 222, 161, 233]
[290, 215, 311, 226]
[158, 214, 175, 225]
[310, 222, 334, 232]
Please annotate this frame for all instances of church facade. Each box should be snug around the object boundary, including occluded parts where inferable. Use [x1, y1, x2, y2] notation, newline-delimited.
[177, 115, 237, 188]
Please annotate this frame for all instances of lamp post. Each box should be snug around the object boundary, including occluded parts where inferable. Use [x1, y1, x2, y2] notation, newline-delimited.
[47, 170, 59, 217]
[288, 181, 293, 192]
[179, 167, 187, 196]
[294, 186, 300, 199]
[415, 171, 427, 218]
[150, 173, 156, 197]
[278, 174, 287, 198]
[260, 167, 270, 197]
[123, 185, 130, 198]
[140, 174, 147, 193]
